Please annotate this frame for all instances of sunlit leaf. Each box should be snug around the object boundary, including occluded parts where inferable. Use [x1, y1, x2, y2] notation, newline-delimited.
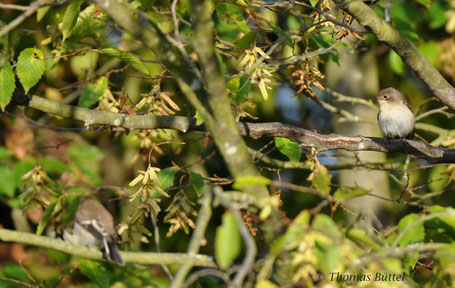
[97, 48, 152, 75]
[62, 0, 84, 41]
[16, 48, 45, 94]
[388, 50, 405, 75]
[397, 214, 425, 246]
[309, 161, 332, 194]
[157, 167, 178, 190]
[233, 175, 271, 189]
[215, 211, 241, 269]
[333, 186, 370, 200]
[275, 137, 301, 162]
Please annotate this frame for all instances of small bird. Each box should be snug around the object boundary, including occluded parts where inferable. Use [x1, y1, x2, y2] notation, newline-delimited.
[375, 87, 415, 139]
[64, 198, 125, 266]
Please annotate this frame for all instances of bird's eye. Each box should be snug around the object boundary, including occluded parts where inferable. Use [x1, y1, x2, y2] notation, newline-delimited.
[383, 95, 388, 99]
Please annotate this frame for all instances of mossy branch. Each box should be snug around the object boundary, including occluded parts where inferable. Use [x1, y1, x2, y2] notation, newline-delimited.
[0, 228, 216, 267]
[10, 93, 455, 163]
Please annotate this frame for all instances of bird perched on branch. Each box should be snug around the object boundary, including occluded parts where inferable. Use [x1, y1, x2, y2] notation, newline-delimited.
[64, 198, 125, 266]
[375, 87, 415, 139]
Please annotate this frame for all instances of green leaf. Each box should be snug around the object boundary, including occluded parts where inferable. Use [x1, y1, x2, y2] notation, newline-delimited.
[271, 210, 309, 254]
[189, 172, 204, 197]
[63, 5, 105, 50]
[388, 50, 405, 75]
[62, 0, 84, 41]
[0, 61, 16, 111]
[333, 186, 370, 200]
[0, 147, 13, 160]
[397, 214, 425, 246]
[227, 77, 252, 103]
[309, 0, 319, 6]
[310, 161, 332, 194]
[312, 33, 336, 49]
[157, 167, 178, 190]
[346, 228, 382, 251]
[320, 245, 341, 273]
[40, 158, 71, 174]
[78, 76, 108, 108]
[3, 264, 31, 283]
[97, 48, 152, 75]
[428, 165, 448, 192]
[312, 214, 341, 240]
[216, 3, 243, 24]
[0, 166, 16, 197]
[195, 110, 205, 125]
[37, 0, 52, 22]
[216, 3, 249, 33]
[16, 48, 45, 94]
[61, 195, 81, 227]
[79, 260, 111, 288]
[215, 50, 227, 78]
[236, 31, 257, 50]
[233, 175, 271, 190]
[429, 0, 449, 29]
[275, 137, 301, 162]
[37, 200, 58, 235]
[215, 211, 241, 270]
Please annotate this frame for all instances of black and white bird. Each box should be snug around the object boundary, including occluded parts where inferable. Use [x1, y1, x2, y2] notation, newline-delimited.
[65, 198, 125, 266]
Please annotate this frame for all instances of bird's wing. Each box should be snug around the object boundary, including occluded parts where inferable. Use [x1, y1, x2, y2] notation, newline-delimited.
[78, 219, 111, 241]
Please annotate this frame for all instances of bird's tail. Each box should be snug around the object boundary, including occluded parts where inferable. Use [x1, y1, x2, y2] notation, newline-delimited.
[104, 238, 125, 266]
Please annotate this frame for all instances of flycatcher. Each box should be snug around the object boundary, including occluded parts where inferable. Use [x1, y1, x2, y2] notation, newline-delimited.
[64, 198, 125, 266]
[375, 87, 415, 139]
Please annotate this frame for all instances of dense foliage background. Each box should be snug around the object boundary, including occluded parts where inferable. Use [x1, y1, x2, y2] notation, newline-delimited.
[2, 0, 455, 287]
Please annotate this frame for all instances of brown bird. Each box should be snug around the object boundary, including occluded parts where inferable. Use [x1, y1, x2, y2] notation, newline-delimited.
[375, 87, 415, 139]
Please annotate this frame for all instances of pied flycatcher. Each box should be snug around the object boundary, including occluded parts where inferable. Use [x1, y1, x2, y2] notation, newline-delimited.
[64, 198, 125, 266]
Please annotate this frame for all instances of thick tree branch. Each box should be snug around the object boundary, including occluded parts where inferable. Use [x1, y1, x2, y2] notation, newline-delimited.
[238, 122, 455, 163]
[10, 93, 455, 163]
[333, 0, 455, 110]
[0, 228, 216, 267]
[189, 0, 269, 197]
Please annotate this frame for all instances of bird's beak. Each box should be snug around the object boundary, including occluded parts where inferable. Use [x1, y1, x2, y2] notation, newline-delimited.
[373, 97, 379, 102]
